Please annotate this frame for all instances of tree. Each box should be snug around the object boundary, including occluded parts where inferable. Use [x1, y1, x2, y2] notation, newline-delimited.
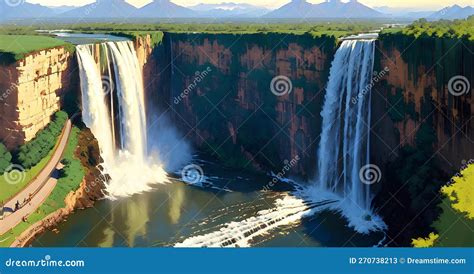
[14, 111, 68, 169]
[0, 143, 12, 174]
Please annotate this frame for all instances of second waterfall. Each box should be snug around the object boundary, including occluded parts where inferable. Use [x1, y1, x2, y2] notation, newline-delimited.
[76, 41, 168, 198]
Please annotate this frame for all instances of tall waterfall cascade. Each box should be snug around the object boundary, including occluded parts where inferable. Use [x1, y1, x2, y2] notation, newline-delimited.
[76, 41, 168, 198]
[311, 39, 386, 233]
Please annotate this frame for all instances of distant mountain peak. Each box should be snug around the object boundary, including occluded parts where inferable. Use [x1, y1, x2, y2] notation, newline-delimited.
[139, 0, 196, 18]
[188, 2, 269, 17]
[265, 0, 383, 18]
[429, 4, 474, 20]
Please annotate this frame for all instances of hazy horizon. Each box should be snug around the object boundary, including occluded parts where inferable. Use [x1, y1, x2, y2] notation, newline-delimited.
[26, 0, 474, 10]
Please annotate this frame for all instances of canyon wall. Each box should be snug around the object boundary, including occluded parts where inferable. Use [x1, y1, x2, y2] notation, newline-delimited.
[371, 35, 474, 246]
[372, 36, 473, 172]
[148, 33, 336, 178]
[0, 47, 76, 149]
[145, 32, 473, 182]
[141, 33, 472, 244]
[1, 33, 472, 246]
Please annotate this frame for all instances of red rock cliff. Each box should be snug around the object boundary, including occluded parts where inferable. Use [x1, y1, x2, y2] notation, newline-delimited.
[147, 33, 336, 178]
[372, 38, 473, 172]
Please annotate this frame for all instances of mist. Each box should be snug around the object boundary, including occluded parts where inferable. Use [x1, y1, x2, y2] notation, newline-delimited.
[147, 107, 193, 173]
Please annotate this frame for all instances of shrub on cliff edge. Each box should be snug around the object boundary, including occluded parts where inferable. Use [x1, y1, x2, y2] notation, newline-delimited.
[14, 111, 68, 169]
[0, 143, 12, 174]
[412, 164, 474, 247]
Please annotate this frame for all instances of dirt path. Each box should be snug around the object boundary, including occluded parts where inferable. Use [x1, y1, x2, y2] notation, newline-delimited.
[0, 120, 71, 235]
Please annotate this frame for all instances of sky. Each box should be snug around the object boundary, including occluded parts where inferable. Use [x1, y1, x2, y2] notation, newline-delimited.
[27, 0, 474, 10]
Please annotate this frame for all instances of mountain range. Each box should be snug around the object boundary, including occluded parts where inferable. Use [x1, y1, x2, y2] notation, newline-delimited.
[189, 2, 269, 17]
[0, 1, 473, 21]
[57, 0, 139, 18]
[373, 6, 435, 19]
[429, 4, 474, 20]
[0, 1, 51, 18]
[264, 0, 384, 18]
[139, 0, 196, 18]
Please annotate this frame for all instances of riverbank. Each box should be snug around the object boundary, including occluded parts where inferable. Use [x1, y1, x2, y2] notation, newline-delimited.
[1, 126, 104, 247]
[0, 120, 71, 235]
[10, 178, 93, 247]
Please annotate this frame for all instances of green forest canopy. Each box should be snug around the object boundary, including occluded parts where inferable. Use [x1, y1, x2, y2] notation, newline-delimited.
[383, 16, 474, 41]
[0, 17, 473, 61]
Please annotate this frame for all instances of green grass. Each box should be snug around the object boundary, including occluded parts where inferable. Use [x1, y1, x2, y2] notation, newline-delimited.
[0, 35, 72, 64]
[110, 31, 165, 48]
[0, 148, 55, 203]
[0, 127, 84, 247]
[44, 127, 84, 209]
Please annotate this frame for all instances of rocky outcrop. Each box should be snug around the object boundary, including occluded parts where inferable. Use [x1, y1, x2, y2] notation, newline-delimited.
[148, 33, 336, 178]
[135, 35, 154, 69]
[0, 47, 76, 149]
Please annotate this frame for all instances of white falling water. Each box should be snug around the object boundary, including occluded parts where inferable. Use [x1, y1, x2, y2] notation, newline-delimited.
[310, 39, 386, 233]
[175, 40, 386, 247]
[77, 41, 168, 199]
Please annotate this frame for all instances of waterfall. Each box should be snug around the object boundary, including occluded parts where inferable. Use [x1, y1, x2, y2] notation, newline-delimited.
[76, 41, 168, 198]
[311, 39, 386, 233]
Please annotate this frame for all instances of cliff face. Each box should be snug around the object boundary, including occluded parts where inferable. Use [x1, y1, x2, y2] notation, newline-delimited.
[136, 34, 171, 112]
[147, 33, 336, 178]
[0, 47, 76, 149]
[141, 33, 472, 244]
[372, 37, 473, 171]
[371, 36, 474, 246]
